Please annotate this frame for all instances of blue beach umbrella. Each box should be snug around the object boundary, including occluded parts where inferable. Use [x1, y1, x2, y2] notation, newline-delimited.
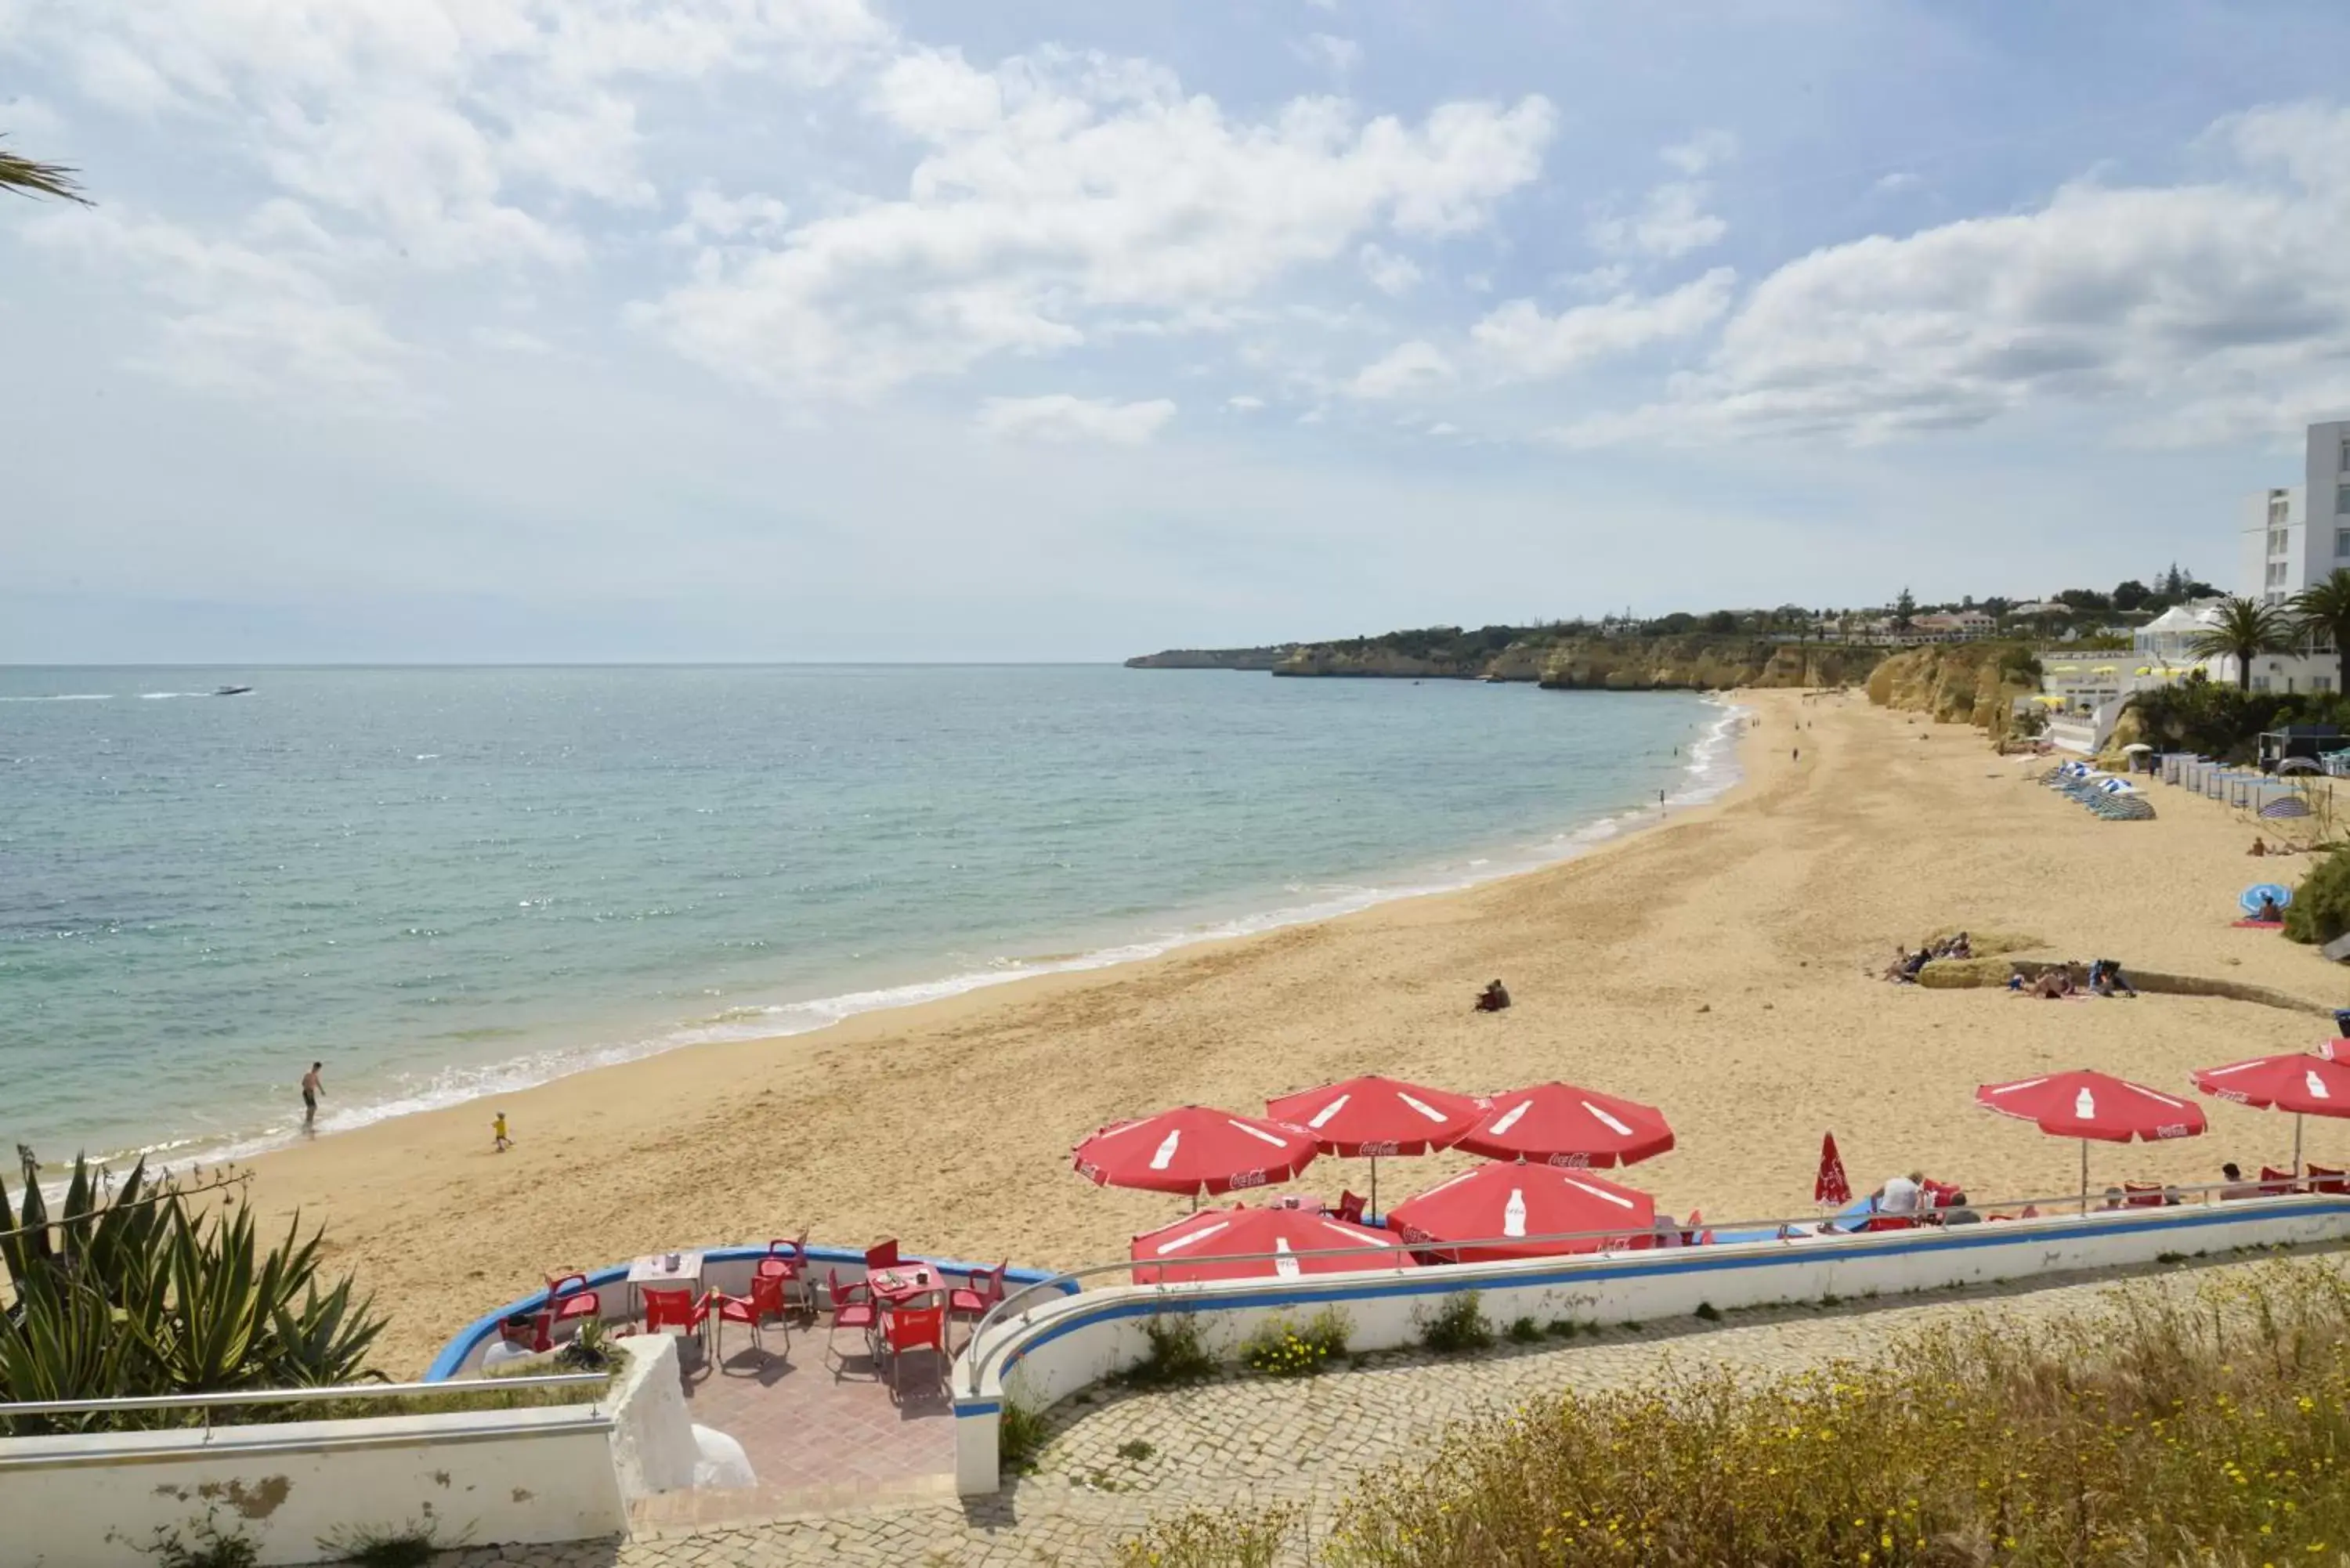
[2242, 883, 2294, 915]
[2260, 796, 2313, 819]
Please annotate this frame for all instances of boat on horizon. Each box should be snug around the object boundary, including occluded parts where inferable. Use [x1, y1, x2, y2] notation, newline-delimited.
[212, 685, 252, 696]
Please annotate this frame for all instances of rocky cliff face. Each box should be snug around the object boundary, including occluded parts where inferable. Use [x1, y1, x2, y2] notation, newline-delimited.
[1124, 646, 1294, 670]
[1536, 639, 1885, 692]
[1865, 643, 2037, 736]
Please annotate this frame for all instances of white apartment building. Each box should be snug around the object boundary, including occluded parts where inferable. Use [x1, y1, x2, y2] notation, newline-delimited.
[2225, 419, 2347, 692]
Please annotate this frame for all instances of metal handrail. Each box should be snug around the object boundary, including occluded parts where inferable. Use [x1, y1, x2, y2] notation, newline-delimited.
[0, 1374, 609, 1421]
[957, 1178, 2326, 1394]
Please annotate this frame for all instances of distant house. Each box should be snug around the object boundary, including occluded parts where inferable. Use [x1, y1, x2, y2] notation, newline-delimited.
[1909, 610, 1997, 643]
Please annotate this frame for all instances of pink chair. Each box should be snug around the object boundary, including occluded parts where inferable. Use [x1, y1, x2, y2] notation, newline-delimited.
[1335, 1190, 1367, 1226]
[879, 1302, 949, 1400]
[2308, 1163, 2348, 1194]
[823, 1270, 880, 1379]
[757, 1233, 814, 1318]
[864, 1238, 901, 1273]
[642, 1287, 709, 1352]
[949, 1262, 1007, 1333]
[543, 1272, 602, 1335]
[710, 1277, 790, 1365]
[2124, 1182, 2167, 1209]
[2261, 1164, 2301, 1195]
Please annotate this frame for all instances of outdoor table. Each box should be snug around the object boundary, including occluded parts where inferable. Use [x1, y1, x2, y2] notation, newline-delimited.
[867, 1264, 945, 1306]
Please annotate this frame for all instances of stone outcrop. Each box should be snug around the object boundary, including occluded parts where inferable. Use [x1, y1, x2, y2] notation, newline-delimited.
[1866, 643, 2040, 739]
[1535, 639, 1885, 692]
[1124, 646, 1295, 670]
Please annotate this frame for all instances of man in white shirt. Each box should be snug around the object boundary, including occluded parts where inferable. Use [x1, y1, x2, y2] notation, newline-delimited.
[1873, 1171, 1925, 1216]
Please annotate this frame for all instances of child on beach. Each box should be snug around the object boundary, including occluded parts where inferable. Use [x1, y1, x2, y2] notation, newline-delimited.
[493, 1111, 512, 1152]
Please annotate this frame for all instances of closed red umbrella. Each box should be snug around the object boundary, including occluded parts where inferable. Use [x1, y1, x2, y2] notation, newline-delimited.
[1976, 1070, 2207, 1209]
[1072, 1105, 1318, 1201]
[1814, 1131, 1852, 1208]
[1387, 1161, 1656, 1262]
[1129, 1204, 1417, 1285]
[2190, 1048, 2350, 1172]
[1265, 1075, 1485, 1216]
[1452, 1082, 1674, 1167]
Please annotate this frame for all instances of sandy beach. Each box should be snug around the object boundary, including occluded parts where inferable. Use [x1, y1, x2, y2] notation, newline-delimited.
[236, 688, 2350, 1375]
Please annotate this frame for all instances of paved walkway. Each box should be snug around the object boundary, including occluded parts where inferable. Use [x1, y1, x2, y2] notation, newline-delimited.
[418, 1251, 2345, 1568]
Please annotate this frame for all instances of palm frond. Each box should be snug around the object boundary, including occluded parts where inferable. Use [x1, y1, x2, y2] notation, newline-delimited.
[0, 140, 92, 205]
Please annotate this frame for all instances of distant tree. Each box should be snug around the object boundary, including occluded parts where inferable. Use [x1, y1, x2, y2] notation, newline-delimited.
[1, 135, 89, 204]
[1657, 612, 1697, 635]
[1981, 596, 2012, 616]
[2292, 569, 2350, 696]
[2112, 580, 2151, 612]
[2188, 597, 2294, 692]
[2056, 587, 2113, 612]
[1893, 587, 1916, 628]
[1704, 609, 1737, 634]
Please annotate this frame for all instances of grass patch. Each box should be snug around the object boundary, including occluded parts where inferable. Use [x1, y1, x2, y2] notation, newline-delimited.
[1693, 1301, 1721, 1321]
[1542, 1318, 1579, 1339]
[1113, 1504, 1302, 1567]
[1505, 1316, 1542, 1344]
[1194, 1258, 2350, 1567]
[1419, 1292, 1493, 1356]
[998, 1397, 1049, 1476]
[1118, 1312, 1218, 1390]
[1240, 1306, 1351, 1378]
[315, 1519, 461, 1567]
[1115, 1438, 1155, 1463]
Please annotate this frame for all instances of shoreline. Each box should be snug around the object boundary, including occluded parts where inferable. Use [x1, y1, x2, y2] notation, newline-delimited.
[110, 693, 1749, 1179]
[244, 688, 2350, 1375]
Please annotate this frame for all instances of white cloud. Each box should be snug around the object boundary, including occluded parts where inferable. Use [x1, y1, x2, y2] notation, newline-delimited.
[638, 48, 1554, 397]
[1358, 242, 1420, 296]
[1225, 394, 1266, 412]
[1871, 170, 1921, 196]
[1472, 268, 1734, 379]
[666, 187, 794, 246]
[1346, 338, 1454, 399]
[1589, 182, 1726, 259]
[25, 204, 409, 399]
[1426, 420, 1459, 435]
[1661, 128, 1737, 176]
[473, 325, 552, 355]
[1293, 33, 1361, 75]
[974, 393, 1176, 444]
[1554, 102, 2350, 447]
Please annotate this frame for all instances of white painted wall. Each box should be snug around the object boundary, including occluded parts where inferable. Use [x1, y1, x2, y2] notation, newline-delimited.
[606, 1333, 698, 1501]
[951, 1195, 2350, 1494]
[0, 1403, 624, 1567]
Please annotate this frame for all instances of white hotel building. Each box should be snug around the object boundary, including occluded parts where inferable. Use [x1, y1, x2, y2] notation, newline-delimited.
[2223, 419, 2347, 693]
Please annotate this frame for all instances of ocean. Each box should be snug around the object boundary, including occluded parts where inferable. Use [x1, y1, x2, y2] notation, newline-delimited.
[0, 666, 1735, 1169]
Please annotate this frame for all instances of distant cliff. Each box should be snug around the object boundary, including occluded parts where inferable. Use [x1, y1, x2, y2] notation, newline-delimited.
[1127, 630, 1890, 691]
[1124, 646, 1295, 670]
[1866, 642, 2041, 737]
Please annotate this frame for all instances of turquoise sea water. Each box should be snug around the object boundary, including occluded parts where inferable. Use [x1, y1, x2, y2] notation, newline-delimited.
[0, 666, 1734, 1166]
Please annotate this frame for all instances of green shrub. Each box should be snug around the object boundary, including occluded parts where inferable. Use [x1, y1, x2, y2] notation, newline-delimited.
[314, 1520, 454, 1568]
[1113, 1504, 1301, 1567]
[1240, 1307, 1350, 1378]
[998, 1396, 1049, 1476]
[1505, 1316, 1542, 1344]
[1305, 1259, 2350, 1567]
[2284, 847, 2350, 945]
[140, 1510, 258, 1568]
[1419, 1292, 1492, 1355]
[1119, 1313, 1217, 1389]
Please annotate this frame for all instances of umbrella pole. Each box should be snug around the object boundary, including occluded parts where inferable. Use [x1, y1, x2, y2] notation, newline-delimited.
[2296, 1112, 2305, 1178]
[1369, 1154, 1378, 1222]
[2080, 1140, 2089, 1215]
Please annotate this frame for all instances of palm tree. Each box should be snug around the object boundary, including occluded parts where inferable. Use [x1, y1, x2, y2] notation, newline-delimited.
[2186, 596, 2294, 692]
[2291, 569, 2350, 697]
[1, 136, 90, 204]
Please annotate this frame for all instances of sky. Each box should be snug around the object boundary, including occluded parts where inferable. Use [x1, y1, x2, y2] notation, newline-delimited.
[9, 1, 2350, 661]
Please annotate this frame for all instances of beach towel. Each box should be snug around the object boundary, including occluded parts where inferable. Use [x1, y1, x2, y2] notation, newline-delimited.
[2232, 919, 2285, 930]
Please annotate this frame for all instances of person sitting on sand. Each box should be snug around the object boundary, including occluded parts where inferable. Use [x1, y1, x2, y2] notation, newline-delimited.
[2254, 894, 2284, 923]
[2219, 1162, 2261, 1201]
[2251, 836, 2269, 857]
[1474, 979, 1511, 1012]
[1939, 1190, 1981, 1226]
[2088, 959, 2137, 998]
[1897, 948, 1932, 982]
[2030, 968, 2073, 999]
[2099, 1187, 2127, 1211]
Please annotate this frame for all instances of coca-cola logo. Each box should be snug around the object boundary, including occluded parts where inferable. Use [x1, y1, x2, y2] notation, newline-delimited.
[1076, 1161, 1103, 1182]
[1546, 1152, 1593, 1169]
[1228, 1168, 1268, 1188]
[2154, 1124, 2193, 1140]
[1360, 1140, 1401, 1157]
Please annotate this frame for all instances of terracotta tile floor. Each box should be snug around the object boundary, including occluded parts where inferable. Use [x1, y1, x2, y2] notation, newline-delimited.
[634, 1314, 957, 1528]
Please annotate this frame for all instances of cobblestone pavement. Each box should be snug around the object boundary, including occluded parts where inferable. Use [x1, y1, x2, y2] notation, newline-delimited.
[417, 1251, 2345, 1568]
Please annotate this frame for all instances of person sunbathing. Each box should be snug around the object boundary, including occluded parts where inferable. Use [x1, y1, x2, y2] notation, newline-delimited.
[2030, 969, 2073, 999]
[1474, 979, 1511, 1012]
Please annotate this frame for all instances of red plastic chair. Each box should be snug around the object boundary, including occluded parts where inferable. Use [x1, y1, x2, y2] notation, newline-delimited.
[642, 1286, 708, 1348]
[1335, 1190, 1367, 1226]
[2124, 1182, 2167, 1209]
[823, 1270, 880, 1379]
[864, 1238, 902, 1273]
[710, 1284, 788, 1365]
[757, 1232, 814, 1318]
[2261, 1165, 2301, 1195]
[1920, 1181, 1959, 1209]
[2308, 1163, 2348, 1194]
[879, 1302, 949, 1400]
[949, 1262, 1007, 1323]
[544, 1272, 602, 1333]
[1862, 1214, 1915, 1233]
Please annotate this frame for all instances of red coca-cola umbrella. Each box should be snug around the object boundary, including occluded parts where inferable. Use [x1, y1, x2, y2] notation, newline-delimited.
[1814, 1131, 1852, 1208]
[1386, 1160, 1656, 1263]
[1452, 1082, 1675, 1168]
[2190, 1046, 2350, 1172]
[1072, 1105, 1318, 1204]
[1264, 1075, 1485, 1216]
[1976, 1070, 2207, 1209]
[1129, 1204, 1417, 1285]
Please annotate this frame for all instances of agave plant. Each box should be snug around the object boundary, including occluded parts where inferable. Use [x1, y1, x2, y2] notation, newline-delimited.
[2, 1150, 386, 1433]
